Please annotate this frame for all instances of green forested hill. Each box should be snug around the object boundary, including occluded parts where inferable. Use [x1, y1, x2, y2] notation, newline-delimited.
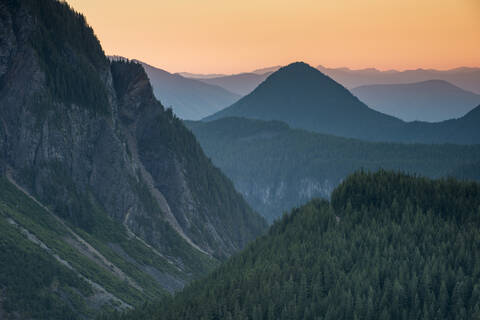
[187, 117, 480, 222]
[107, 171, 480, 320]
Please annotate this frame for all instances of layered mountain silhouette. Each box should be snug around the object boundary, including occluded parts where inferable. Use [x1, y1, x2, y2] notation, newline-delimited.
[180, 66, 280, 96]
[137, 61, 240, 120]
[251, 65, 281, 74]
[401, 106, 480, 144]
[352, 80, 480, 122]
[0, 0, 265, 317]
[177, 72, 227, 79]
[205, 62, 480, 144]
[318, 65, 480, 94]
[196, 72, 272, 96]
[205, 62, 403, 140]
[182, 64, 480, 98]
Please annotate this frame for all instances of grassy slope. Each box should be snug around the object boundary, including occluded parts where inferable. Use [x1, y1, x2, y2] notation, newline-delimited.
[0, 177, 217, 319]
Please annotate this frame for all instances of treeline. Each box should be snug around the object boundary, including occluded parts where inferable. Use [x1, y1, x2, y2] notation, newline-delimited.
[187, 117, 480, 222]
[106, 170, 480, 320]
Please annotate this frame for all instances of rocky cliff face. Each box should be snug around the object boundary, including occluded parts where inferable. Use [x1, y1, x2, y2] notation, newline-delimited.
[111, 61, 265, 257]
[234, 177, 336, 223]
[0, 0, 264, 301]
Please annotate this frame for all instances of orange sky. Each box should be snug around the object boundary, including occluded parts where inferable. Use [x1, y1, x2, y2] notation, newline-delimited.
[66, 0, 480, 74]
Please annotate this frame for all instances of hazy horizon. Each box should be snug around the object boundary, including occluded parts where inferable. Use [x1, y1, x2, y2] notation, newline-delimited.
[174, 63, 480, 76]
[66, 0, 479, 74]
[117, 57, 480, 76]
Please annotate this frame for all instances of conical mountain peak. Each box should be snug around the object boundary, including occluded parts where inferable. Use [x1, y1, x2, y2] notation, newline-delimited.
[205, 61, 401, 140]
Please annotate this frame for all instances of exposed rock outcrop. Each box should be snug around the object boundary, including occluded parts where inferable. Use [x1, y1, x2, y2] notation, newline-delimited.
[0, 0, 265, 303]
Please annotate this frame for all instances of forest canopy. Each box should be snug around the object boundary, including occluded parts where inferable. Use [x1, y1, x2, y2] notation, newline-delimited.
[106, 170, 480, 320]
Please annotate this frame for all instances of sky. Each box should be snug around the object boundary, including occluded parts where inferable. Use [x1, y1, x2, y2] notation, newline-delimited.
[66, 0, 480, 74]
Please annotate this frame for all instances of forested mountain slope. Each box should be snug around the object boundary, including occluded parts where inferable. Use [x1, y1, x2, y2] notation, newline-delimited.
[187, 117, 480, 222]
[108, 171, 480, 320]
[205, 62, 404, 141]
[0, 177, 181, 318]
[0, 0, 265, 317]
[206, 62, 480, 144]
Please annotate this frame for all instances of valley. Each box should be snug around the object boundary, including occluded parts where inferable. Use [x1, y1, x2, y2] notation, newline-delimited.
[110, 171, 480, 320]
[0, 0, 478, 319]
[187, 117, 480, 222]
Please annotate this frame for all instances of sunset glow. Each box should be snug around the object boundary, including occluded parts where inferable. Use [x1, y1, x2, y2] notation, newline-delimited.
[66, 0, 480, 74]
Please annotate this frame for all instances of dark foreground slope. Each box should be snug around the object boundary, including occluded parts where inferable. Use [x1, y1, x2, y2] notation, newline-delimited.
[206, 63, 480, 144]
[0, 0, 265, 317]
[187, 117, 480, 222]
[107, 171, 480, 320]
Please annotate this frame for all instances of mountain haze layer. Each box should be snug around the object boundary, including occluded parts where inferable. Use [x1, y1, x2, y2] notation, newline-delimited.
[206, 62, 480, 144]
[251, 65, 281, 74]
[183, 64, 480, 98]
[205, 62, 404, 141]
[318, 65, 480, 94]
[198, 72, 272, 96]
[0, 0, 265, 317]
[181, 66, 281, 96]
[352, 80, 480, 122]
[138, 61, 240, 120]
[177, 72, 227, 79]
[2, 1, 479, 319]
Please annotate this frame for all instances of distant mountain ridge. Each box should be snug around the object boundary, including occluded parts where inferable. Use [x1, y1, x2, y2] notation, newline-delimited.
[205, 62, 403, 140]
[352, 80, 480, 122]
[181, 64, 480, 97]
[133, 60, 240, 120]
[198, 72, 273, 96]
[177, 72, 227, 79]
[318, 65, 480, 94]
[251, 65, 281, 74]
[178, 66, 281, 79]
[205, 62, 480, 144]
